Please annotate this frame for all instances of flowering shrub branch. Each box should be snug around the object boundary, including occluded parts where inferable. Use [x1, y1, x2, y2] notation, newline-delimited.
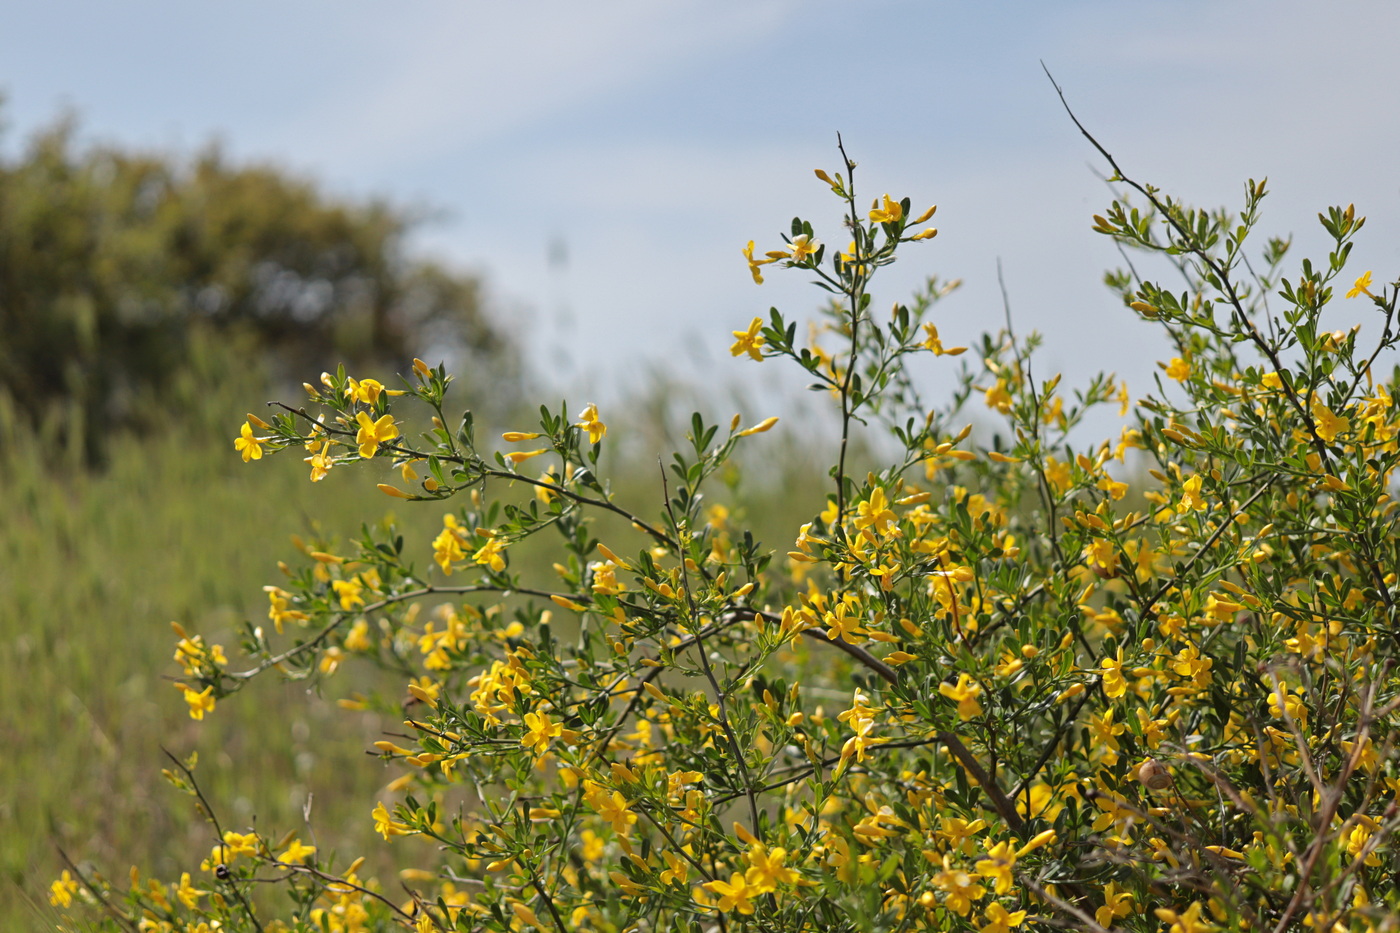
[53, 100, 1400, 933]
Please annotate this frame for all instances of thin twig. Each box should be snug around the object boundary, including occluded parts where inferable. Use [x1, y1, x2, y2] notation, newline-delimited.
[161, 748, 264, 933]
[833, 132, 863, 533]
[53, 847, 139, 933]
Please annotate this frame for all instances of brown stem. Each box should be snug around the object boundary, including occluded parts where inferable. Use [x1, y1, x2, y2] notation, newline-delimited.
[937, 731, 1024, 834]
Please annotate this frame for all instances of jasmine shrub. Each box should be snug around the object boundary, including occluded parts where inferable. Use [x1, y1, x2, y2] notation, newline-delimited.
[52, 130, 1400, 933]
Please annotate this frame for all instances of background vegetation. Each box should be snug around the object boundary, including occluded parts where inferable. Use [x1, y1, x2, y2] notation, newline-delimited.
[0, 115, 519, 466]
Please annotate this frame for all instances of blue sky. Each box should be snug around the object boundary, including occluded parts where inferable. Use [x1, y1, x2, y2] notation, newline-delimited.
[5, 1, 1399, 432]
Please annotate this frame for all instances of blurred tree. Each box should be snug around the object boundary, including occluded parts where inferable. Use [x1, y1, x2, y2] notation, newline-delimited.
[0, 113, 518, 464]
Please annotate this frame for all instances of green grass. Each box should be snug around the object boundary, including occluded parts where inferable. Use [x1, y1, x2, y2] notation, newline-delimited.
[0, 365, 839, 931]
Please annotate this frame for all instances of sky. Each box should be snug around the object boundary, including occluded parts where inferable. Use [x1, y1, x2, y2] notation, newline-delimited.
[4, 0, 1399, 437]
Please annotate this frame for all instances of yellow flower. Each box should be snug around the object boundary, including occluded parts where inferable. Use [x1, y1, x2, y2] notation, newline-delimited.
[1043, 456, 1072, 495]
[344, 377, 385, 405]
[590, 560, 624, 595]
[1346, 270, 1373, 299]
[1172, 642, 1213, 686]
[578, 829, 605, 864]
[372, 801, 411, 839]
[278, 838, 316, 865]
[938, 816, 988, 856]
[1096, 475, 1128, 500]
[745, 844, 800, 892]
[49, 870, 79, 908]
[742, 240, 776, 284]
[265, 587, 308, 634]
[930, 856, 986, 914]
[354, 411, 398, 458]
[973, 839, 1016, 895]
[180, 683, 217, 720]
[702, 871, 758, 914]
[221, 831, 260, 858]
[1088, 708, 1127, 763]
[304, 445, 333, 482]
[853, 486, 897, 536]
[175, 872, 203, 909]
[1165, 357, 1191, 382]
[473, 535, 507, 572]
[836, 718, 886, 775]
[343, 618, 372, 652]
[576, 403, 607, 444]
[1097, 881, 1134, 927]
[234, 422, 266, 462]
[788, 232, 821, 263]
[1268, 684, 1308, 724]
[660, 850, 690, 887]
[869, 193, 904, 224]
[433, 517, 467, 574]
[332, 577, 365, 610]
[939, 673, 983, 720]
[1100, 648, 1127, 698]
[731, 317, 765, 361]
[1155, 901, 1215, 933]
[980, 901, 1027, 933]
[922, 323, 967, 356]
[838, 239, 866, 273]
[824, 601, 867, 644]
[1083, 538, 1117, 576]
[1177, 473, 1207, 513]
[984, 379, 1012, 413]
[583, 781, 636, 835]
[520, 710, 563, 756]
[319, 645, 344, 675]
[1312, 403, 1350, 443]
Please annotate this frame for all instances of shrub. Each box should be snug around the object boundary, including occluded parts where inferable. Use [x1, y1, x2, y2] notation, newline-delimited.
[49, 113, 1400, 932]
[0, 114, 517, 465]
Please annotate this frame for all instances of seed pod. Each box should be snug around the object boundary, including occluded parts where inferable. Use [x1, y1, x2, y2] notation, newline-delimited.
[1138, 758, 1172, 791]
